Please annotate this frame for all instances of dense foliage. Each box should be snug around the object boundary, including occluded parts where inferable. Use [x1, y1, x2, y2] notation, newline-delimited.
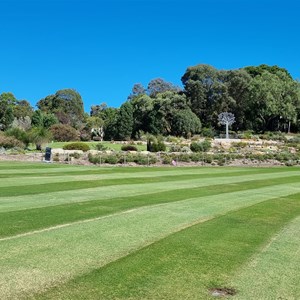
[1, 63, 300, 147]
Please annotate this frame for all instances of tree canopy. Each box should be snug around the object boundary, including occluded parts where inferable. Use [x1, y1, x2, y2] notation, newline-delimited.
[1, 63, 300, 143]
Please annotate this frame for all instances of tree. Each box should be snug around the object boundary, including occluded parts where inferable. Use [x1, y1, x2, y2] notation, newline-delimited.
[127, 83, 146, 100]
[37, 89, 85, 128]
[50, 124, 79, 142]
[31, 110, 58, 129]
[116, 102, 134, 140]
[130, 94, 153, 137]
[147, 78, 181, 97]
[0, 92, 17, 130]
[244, 64, 292, 79]
[171, 109, 201, 138]
[246, 71, 300, 132]
[181, 64, 234, 127]
[218, 112, 235, 139]
[13, 100, 33, 119]
[29, 126, 52, 150]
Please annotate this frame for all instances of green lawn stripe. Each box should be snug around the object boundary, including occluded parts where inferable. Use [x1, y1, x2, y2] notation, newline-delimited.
[1, 175, 300, 238]
[33, 196, 300, 300]
[0, 168, 270, 186]
[229, 215, 300, 300]
[0, 166, 291, 181]
[1, 170, 300, 213]
[0, 186, 299, 299]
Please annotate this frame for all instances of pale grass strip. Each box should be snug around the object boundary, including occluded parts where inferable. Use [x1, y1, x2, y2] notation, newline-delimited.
[0, 184, 299, 299]
[0, 167, 249, 187]
[230, 215, 300, 300]
[1, 170, 300, 213]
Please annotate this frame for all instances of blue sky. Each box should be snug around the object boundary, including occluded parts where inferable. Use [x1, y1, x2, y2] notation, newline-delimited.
[1, 0, 299, 112]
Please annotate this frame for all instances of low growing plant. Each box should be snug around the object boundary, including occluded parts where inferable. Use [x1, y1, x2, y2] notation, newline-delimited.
[63, 142, 90, 152]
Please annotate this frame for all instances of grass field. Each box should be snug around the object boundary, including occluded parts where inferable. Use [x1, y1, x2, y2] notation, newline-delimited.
[0, 162, 299, 299]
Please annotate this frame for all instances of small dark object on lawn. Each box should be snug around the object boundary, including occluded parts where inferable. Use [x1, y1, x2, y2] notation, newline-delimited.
[210, 287, 237, 297]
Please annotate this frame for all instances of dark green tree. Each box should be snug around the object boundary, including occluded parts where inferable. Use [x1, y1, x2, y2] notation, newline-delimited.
[37, 89, 85, 128]
[116, 102, 134, 140]
[244, 64, 292, 79]
[171, 109, 201, 137]
[0, 92, 17, 130]
[181, 64, 233, 127]
[31, 110, 58, 129]
[147, 78, 180, 97]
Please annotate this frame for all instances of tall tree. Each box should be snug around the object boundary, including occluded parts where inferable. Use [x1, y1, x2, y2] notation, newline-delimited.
[244, 64, 292, 79]
[147, 78, 181, 97]
[116, 102, 134, 140]
[246, 71, 300, 132]
[0, 92, 17, 130]
[181, 64, 234, 127]
[37, 89, 85, 128]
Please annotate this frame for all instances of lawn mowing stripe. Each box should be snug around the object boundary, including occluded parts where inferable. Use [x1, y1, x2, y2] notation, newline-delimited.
[1, 170, 300, 213]
[0, 185, 299, 299]
[1, 175, 300, 238]
[0, 167, 281, 188]
[1, 182, 300, 243]
[0, 164, 299, 178]
[230, 215, 300, 300]
[32, 196, 300, 300]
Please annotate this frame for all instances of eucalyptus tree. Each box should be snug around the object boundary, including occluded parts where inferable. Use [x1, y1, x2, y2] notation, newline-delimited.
[116, 101, 134, 140]
[181, 64, 234, 127]
[247, 71, 300, 132]
[0, 92, 17, 130]
[37, 89, 85, 128]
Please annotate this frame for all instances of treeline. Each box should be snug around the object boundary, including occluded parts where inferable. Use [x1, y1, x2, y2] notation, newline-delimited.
[1, 64, 300, 147]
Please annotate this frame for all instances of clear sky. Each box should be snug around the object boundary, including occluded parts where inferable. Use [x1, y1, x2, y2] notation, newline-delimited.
[1, 0, 299, 112]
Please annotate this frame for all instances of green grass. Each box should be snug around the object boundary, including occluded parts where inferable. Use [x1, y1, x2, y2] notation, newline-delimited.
[0, 162, 299, 299]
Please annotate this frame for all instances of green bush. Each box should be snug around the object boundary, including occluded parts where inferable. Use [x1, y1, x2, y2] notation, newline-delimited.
[50, 124, 79, 142]
[95, 143, 107, 151]
[201, 127, 215, 138]
[63, 142, 90, 152]
[88, 153, 100, 164]
[162, 155, 173, 165]
[177, 154, 191, 162]
[169, 144, 181, 152]
[121, 144, 138, 151]
[104, 155, 119, 164]
[190, 139, 211, 152]
[0, 134, 24, 149]
[5, 128, 31, 148]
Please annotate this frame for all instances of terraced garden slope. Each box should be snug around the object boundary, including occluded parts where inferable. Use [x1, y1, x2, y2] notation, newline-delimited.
[0, 162, 299, 299]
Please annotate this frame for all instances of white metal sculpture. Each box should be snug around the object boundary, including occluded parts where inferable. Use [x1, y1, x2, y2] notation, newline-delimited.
[218, 112, 235, 139]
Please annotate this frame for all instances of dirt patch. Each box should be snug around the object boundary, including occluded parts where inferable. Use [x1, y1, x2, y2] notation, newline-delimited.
[210, 287, 237, 297]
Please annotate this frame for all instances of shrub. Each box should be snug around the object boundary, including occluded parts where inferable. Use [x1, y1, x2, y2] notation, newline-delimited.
[50, 124, 79, 142]
[201, 127, 215, 138]
[121, 144, 138, 151]
[134, 154, 157, 165]
[63, 142, 90, 152]
[177, 154, 191, 162]
[0, 134, 24, 149]
[95, 143, 107, 151]
[5, 128, 31, 148]
[190, 139, 211, 152]
[148, 140, 166, 152]
[88, 153, 100, 164]
[103, 155, 119, 164]
[69, 152, 81, 159]
[169, 144, 181, 152]
[162, 155, 173, 165]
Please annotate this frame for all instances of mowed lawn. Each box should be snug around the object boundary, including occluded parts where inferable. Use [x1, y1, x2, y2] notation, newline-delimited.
[0, 162, 300, 299]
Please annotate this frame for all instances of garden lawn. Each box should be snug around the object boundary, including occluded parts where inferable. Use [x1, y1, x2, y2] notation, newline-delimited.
[0, 162, 299, 299]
